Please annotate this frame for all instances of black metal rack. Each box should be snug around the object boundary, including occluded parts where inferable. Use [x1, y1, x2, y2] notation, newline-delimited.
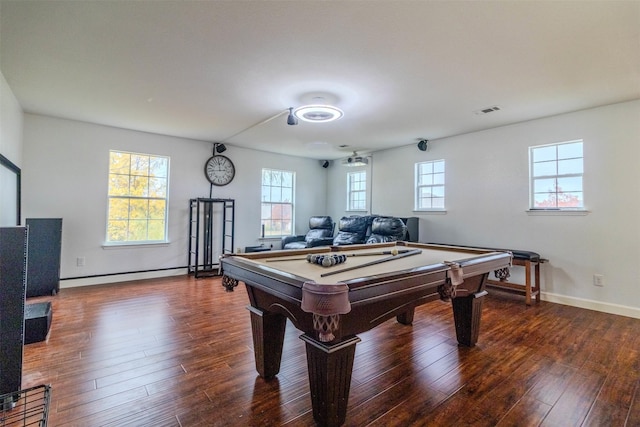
[188, 198, 235, 278]
[0, 384, 51, 426]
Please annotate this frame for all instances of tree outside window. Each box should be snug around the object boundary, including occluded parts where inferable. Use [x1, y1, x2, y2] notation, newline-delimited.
[107, 151, 169, 243]
[530, 140, 583, 209]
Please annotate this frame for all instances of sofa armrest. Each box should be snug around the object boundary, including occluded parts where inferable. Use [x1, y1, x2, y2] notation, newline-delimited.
[306, 237, 334, 248]
[400, 217, 419, 242]
[282, 235, 305, 247]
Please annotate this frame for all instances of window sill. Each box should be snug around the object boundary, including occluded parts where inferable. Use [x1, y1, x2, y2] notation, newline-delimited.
[413, 210, 447, 215]
[103, 241, 170, 249]
[526, 209, 590, 216]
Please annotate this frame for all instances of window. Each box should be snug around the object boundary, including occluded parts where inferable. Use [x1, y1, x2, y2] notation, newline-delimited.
[530, 140, 583, 209]
[415, 160, 445, 210]
[261, 169, 294, 237]
[347, 171, 367, 211]
[107, 151, 169, 243]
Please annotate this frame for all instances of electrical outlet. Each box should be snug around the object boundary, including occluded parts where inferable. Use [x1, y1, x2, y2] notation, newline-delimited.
[593, 274, 604, 287]
[77, 257, 86, 267]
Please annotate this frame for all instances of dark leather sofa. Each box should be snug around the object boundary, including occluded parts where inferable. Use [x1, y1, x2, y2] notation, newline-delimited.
[333, 215, 419, 245]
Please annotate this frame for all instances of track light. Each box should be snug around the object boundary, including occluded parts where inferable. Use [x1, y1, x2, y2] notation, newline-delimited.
[287, 107, 298, 126]
[417, 139, 428, 151]
[216, 109, 298, 145]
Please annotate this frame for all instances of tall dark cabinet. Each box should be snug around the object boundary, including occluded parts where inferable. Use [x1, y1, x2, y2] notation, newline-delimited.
[188, 199, 234, 278]
[0, 226, 28, 403]
[26, 218, 62, 297]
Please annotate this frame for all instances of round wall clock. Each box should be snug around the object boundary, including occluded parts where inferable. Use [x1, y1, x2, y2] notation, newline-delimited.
[204, 155, 235, 186]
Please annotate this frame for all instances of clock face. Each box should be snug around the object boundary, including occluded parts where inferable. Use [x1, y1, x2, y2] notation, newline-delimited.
[205, 155, 235, 186]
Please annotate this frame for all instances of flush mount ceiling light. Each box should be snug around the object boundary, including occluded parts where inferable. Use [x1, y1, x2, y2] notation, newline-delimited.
[294, 105, 343, 123]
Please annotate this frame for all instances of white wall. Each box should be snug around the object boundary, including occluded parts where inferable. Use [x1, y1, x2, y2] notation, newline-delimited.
[0, 71, 24, 226]
[0, 72, 23, 165]
[22, 114, 328, 285]
[328, 100, 640, 317]
[21, 101, 640, 317]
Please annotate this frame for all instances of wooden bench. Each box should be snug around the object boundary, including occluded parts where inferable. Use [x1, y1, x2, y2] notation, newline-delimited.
[485, 250, 547, 305]
[429, 244, 546, 305]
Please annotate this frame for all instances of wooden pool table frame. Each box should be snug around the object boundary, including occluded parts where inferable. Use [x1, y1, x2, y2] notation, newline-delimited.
[220, 242, 512, 427]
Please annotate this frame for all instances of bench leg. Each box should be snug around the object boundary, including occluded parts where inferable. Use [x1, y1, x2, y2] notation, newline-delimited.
[525, 261, 532, 306]
[534, 262, 541, 303]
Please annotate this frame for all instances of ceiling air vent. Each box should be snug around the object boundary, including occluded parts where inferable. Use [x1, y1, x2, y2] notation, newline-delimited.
[474, 106, 501, 115]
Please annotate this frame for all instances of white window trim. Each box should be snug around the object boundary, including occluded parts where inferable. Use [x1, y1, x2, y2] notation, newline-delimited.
[106, 150, 170, 245]
[414, 159, 446, 212]
[412, 210, 448, 215]
[526, 209, 590, 216]
[347, 170, 367, 212]
[102, 241, 171, 248]
[529, 139, 584, 211]
[261, 168, 295, 238]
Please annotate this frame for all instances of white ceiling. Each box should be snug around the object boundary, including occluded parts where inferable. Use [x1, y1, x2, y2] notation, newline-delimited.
[1, 1, 639, 160]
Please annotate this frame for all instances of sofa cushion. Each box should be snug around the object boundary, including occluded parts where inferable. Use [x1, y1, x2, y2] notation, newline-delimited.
[333, 216, 369, 245]
[284, 241, 308, 250]
[305, 228, 332, 243]
[309, 216, 334, 230]
[366, 217, 407, 243]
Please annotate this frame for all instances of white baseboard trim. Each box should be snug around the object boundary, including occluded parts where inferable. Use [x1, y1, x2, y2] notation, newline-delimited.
[61, 268, 188, 289]
[542, 292, 640, 319]
[60, 275, 640, 320]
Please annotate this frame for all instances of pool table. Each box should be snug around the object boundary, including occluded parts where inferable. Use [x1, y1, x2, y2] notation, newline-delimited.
[220, 242, 512, 427]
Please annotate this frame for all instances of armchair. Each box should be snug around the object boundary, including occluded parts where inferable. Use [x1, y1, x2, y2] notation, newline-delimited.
[282, 216, 335, 249]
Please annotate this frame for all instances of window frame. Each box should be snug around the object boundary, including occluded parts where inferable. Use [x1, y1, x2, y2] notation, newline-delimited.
[346, 170, 367, 212]
[529, 139, 584, 211]
[414, 159, 445, 211]
[106, 150, 170, 245]
[261, 168, 295, 238]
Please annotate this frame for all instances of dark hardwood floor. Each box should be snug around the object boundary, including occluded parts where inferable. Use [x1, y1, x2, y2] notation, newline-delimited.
[21, 275, 640, 426]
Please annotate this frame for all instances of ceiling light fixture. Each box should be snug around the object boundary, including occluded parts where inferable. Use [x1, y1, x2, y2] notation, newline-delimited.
[294, 105, 343, 123]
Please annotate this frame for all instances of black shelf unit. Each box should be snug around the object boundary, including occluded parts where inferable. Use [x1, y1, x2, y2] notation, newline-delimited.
[188, 198, 235, 278]
[26, 218, 62, 297]
[0, 226, 28, 405]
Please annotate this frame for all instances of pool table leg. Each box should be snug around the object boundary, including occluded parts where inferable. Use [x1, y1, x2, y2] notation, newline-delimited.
[397, 307, 416, 325]
[247, 306, 286, 379]
[451, 290, 488, 347]
[300, 335, 362, 427]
